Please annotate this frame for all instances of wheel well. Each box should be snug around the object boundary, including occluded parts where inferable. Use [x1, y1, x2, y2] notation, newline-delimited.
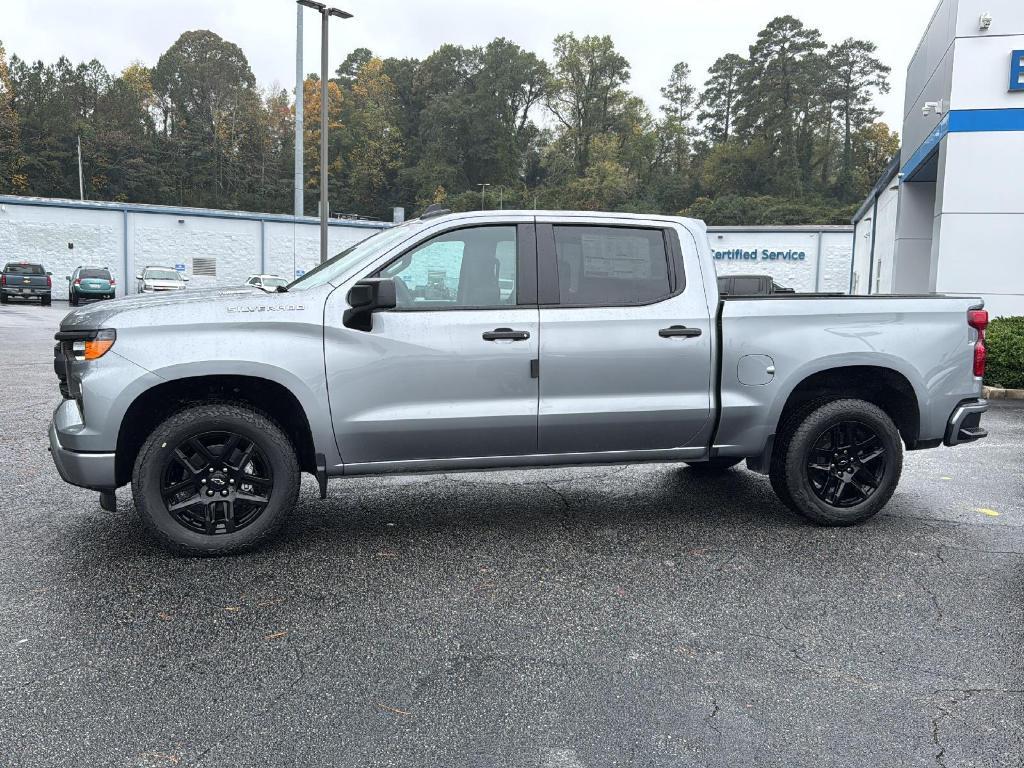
[115, 375, 317, 486]
[777, 366, 920, 449]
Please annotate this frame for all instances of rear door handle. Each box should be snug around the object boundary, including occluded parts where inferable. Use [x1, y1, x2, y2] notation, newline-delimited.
[659, 325, 702, 338]
[482, 327, 530, 341]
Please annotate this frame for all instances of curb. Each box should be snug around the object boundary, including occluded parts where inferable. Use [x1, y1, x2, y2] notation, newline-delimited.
[983, 385, 1024, 400]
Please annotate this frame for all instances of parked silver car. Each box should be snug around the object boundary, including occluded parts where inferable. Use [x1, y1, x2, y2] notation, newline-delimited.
[50, 209, 989, 556]
[136, 266, 188, 293]
[246, 274, 289, 292]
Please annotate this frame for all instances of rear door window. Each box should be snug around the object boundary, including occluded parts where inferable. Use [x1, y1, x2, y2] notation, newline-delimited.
[551, 226, 672, 306]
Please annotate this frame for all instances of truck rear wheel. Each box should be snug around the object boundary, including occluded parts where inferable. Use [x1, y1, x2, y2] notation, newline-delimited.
[131, 403, 300, 556]
[769, 398, 902, 526]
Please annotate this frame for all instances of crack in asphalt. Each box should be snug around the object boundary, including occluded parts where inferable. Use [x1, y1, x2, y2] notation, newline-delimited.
[927, 688, 1024, 768]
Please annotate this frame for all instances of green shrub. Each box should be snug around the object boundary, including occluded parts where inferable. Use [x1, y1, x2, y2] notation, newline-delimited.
[985, 316, 1024, 389]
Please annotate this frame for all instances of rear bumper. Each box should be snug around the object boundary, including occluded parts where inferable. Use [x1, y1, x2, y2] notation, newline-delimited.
[943, 399, 989, 447]
[48, 403, 117, 490]
[2, 287, 50, 297]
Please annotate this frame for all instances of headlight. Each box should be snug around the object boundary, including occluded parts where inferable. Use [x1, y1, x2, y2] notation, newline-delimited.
[71, 328, 116, 360]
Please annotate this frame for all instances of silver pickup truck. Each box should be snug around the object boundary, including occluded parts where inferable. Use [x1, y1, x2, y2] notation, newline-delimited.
[49, 209, 990, 555]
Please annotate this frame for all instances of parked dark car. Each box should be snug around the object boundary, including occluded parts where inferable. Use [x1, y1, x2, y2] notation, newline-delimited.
[716, 274, 796, 296]
[68, 266, 116, 306]
[1, 262, 51, 305]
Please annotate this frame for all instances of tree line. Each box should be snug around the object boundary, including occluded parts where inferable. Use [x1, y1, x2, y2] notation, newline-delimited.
[0, 15, 898, 225]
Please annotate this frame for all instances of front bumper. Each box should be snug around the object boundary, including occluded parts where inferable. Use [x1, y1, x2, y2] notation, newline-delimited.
[943, 399, 989, 447]
[48, 402, 117, 490]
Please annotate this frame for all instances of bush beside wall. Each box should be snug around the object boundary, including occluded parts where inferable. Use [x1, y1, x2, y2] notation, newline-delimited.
[985, 316, 1024, 390]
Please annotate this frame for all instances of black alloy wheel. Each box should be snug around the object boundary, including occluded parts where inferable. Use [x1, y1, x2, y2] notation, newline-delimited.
[133, 403, 300, 556]
[160, 431, 274, 535]
[805, 420, 886, 508]
[769, 398, 902, 527]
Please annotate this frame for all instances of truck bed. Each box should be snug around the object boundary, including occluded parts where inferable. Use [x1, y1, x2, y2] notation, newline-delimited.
[712, 293, 985, 459]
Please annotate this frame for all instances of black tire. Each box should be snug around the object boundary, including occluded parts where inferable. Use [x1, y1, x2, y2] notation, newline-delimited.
[69, 291, 78, 307]
[769, 398, 902, 526]
[41, 295, 51, 306]
[131, 403, 300, 556]
[683, 457, 744, 472]
[0, 293, 7, 305]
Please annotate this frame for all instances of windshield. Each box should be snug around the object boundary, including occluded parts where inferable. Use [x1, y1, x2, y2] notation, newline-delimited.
[260, 277, 288, 288]
[286, 222, 420, 292]
[145, 269, 181, 281]
[5, 263, 45, 275]
[81, 269, 111, 280]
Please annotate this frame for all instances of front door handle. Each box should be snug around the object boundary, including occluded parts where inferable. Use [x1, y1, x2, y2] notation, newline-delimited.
[659, 325, 702, 338]
[482, 327, 530, 341]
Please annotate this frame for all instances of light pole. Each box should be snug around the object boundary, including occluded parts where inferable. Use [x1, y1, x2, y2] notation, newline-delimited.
[478, 183, 491, 210]
[297, 0, 353, 264]
[293, 4, 303, 218]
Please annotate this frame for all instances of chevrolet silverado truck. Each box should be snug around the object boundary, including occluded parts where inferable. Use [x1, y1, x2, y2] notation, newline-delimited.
[49, 209, 990, 556]
[2, 262, 52, 305]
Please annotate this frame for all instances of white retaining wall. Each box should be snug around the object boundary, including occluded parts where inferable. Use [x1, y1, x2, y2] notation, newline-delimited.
[0, 196, 387, 301]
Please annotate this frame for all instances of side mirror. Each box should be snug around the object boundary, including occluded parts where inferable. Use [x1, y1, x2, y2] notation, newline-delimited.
[343, 278, 397, 331]
[66, 276, 71, 282]
[46, 271, 52, 276]
[135, 274, 142, 280]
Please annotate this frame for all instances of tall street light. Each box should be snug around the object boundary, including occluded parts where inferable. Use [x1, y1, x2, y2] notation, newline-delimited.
[293, 4, 303, 218]
[297, 0, 353, 264]
[478, 183, 491, 210]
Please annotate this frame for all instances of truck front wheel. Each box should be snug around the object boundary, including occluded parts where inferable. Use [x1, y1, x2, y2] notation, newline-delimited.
[131, 403, 300, 556]
[769, 398, 902, 526]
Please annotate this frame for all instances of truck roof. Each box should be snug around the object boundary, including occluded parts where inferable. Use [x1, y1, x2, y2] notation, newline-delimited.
[414, 209, 705, 231]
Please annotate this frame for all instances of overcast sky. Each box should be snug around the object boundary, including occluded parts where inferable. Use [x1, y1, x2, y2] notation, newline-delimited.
[5, 0, 939, 133]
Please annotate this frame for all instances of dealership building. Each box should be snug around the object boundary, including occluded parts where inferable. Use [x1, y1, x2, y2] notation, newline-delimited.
[852, 0, 1024, 317]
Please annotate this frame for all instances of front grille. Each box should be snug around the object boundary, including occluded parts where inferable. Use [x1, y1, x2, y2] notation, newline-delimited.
[54, 329, 92, 402]
[53, 342, 70, 398]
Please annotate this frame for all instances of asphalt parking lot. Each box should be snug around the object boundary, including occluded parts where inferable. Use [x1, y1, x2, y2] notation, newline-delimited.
[1, 301, 1022, 767]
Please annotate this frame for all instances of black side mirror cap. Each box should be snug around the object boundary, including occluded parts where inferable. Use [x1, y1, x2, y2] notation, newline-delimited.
[344, 278, 397, 331]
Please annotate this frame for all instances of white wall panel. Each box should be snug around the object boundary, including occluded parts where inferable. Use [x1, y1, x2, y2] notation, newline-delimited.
[933, 213, 1024, 316]
[0, 197, 388, 300]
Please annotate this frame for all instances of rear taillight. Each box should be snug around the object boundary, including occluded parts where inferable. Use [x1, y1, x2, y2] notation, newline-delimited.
[74, 278, 81, 286]
[968, 309, 989, 378]
[110, 278, 116, 286]
[46, 274, 52, 288]
[0, 274, 5, 286]
[974, 341, 987, 377]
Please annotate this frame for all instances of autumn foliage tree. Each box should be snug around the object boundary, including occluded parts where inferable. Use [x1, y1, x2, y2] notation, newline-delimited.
[0, 18, 895, 224]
